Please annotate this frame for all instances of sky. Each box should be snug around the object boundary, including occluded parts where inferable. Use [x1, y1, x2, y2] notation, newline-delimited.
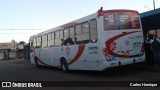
[0, 0, 160, 43]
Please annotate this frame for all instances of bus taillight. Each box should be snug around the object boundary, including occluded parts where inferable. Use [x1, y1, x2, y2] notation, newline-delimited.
[141, 43, 145, 52]
[103, 48, 109, 57]
[105, 52, 109, 57]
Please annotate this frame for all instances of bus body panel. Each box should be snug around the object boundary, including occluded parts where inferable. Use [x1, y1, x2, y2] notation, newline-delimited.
[29, 9, 145, 71]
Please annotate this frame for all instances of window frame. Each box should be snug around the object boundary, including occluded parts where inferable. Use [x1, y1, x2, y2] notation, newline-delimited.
[90, 19, 98, 43]
[42, 34, 48, 48]
[75, 22, 90, 44]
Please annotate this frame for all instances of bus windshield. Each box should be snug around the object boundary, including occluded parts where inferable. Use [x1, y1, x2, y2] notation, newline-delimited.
[104, 11, 140, 30]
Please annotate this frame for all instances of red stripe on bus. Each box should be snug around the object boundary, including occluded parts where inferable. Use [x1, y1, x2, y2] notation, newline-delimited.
[105, 31, 140, 58]
[33, 44, 85, 67]
[68, 44, 85, 65]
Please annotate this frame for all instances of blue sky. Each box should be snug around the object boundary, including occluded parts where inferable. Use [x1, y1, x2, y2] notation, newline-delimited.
[0, 0, 159, 43]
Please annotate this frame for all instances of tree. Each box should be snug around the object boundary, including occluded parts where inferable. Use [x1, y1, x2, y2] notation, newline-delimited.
[19, 41, 25, 44]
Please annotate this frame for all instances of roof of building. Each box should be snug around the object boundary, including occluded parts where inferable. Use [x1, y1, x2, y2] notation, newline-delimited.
[140, 8, 160, 35]
[0, 43, 11, 50]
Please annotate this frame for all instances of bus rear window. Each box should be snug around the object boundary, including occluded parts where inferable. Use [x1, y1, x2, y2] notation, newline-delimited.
[104, 12, 140, 30]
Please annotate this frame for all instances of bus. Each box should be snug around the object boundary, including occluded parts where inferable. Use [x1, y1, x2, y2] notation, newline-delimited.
[29, 9, 145, 72]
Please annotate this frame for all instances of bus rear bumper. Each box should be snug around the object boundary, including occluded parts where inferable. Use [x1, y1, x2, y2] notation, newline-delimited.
[102, 56, 145, 70]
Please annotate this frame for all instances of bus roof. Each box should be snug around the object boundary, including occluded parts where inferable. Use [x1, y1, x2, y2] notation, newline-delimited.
[29, 9, 139, 41]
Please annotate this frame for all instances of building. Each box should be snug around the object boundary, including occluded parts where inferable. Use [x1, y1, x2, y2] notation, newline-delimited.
[0, 43, 12, 60]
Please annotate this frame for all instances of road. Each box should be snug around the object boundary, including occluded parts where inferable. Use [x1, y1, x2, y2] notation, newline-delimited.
[0, 60, 160, 90]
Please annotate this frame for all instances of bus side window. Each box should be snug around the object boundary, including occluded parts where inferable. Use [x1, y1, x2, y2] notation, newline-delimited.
[36, 36, 42, 48]
[48, 33, 54, 47]
[82, 22, 89, 44]
[42, 35, 48, 48]
[33, 38, 37, 48]
[90, 19, 98, 43]
[51, 32, 55, 47]
[60, 30, 64, 46]
[64, 28, 69, 45]
[55, 30, 62, 47]
[69, 27, 75, 45]
[75, 23, 89, 44]
[75, 24, 82, 44]
[48, 33, 51, 47]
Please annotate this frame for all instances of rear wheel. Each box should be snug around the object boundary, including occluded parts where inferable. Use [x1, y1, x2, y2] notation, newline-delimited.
[61, 58, 69, 72]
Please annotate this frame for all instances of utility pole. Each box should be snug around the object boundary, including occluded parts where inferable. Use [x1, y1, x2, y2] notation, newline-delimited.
[153, 0, 155, 10]
[153, 0, 157, 37]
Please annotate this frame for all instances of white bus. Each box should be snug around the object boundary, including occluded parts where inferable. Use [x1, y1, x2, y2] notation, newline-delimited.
[29, 9, 145, 72]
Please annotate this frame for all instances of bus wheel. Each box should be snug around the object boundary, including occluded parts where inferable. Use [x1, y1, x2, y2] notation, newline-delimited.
[35, 57, 41, 68]
[61, 58, 69, 72]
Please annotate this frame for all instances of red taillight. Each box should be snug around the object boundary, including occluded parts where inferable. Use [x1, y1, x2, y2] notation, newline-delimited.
[105, 52, 109, 57]
[141, 43, 145, 52]
[103, 48, 109, 57]
[141, 48, 144, 52]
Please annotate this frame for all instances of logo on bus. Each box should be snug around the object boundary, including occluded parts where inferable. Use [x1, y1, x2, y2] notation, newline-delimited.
[110, 42, 117, 51]
[66, 47, 70, 55]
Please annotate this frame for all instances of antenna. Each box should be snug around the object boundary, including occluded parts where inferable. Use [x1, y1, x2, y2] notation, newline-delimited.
[144, 6, 151, 10]
[100, 7, 103, 11]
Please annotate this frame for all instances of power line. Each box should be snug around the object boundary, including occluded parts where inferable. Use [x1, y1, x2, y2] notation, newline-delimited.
[0, 28, 48, 30]
[0, 33, 33, 34]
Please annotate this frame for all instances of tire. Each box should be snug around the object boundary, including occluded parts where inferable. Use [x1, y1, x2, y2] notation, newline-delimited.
[61, 58, 69, 72]
[35, 57, 41, 68]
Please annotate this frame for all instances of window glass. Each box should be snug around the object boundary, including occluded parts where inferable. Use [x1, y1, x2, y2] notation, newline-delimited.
[36, 37, 41, 48]
[42, 35, 46, 42]
[75, 25, 82, 34]
[55, 31, 62, 46]
[48, 33, 54, 47]
[42, 35, 48, 48]
[76, 23, 89, 44]
[64, 28, 69, 37]
[82, 22, 89, 33]
[51, 33, 55, 40]
[104, 12, 140, 30]
[34, 38, 36, 43]
[70, 27, 75, 36]
[33, 38, 37, 47]
[55, 39, 62, 46]
[36, 37, 40, 43]
[64, 27, 75, 46]
[48, 40, 54, 47]
[55, 31, 60, 39]
[60, 30, 63, 38]
[48, 33, 52, 41]
[90, 20, 98, 43]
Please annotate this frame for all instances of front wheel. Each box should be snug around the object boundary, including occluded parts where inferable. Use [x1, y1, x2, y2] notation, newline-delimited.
[61, 58, 69, 72]
[35, 57, 42, 68]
